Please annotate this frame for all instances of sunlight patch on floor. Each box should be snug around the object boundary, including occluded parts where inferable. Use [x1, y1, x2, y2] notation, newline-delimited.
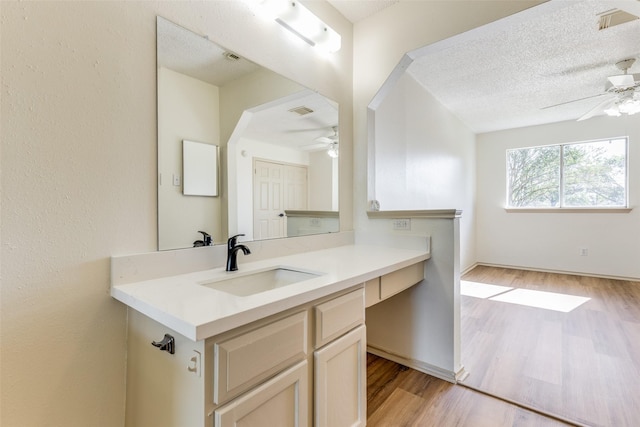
[489, 288, 590, 312]
[461, 281, 512, 298]
[462, 281, 591, 312]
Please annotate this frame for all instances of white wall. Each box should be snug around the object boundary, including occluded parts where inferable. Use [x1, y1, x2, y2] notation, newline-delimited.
[0, 1, 353, 425]
[477, 114, 640, 280]
[308, 150, 338, 211]
[373, 71, 477, 270]
[158, 67, 222, 249]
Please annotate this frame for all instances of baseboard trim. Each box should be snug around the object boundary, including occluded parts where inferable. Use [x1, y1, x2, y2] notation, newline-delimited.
[461, 263, 478, 276]
[367, 345, 459, 384]
[454, 365, 469, 382]
[474, 262, 640, 282]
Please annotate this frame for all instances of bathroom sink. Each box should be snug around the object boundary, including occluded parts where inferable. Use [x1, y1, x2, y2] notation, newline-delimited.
[200, 267, 322, 297]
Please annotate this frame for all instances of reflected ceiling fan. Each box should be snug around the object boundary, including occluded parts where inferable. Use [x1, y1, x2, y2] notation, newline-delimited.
[301, 126, 339, 157]
[544, 58, 640, 121]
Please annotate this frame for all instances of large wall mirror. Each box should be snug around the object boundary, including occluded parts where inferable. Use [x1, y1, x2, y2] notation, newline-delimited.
[157, 17, 339, 250]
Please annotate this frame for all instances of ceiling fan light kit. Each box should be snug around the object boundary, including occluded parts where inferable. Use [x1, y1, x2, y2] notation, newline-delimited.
[603, 59, 640, 117]
[327, 141, 339, 158]
[604, 96, 640, 117]
[312, 126, 339, 157]
[572, 57, 640, 121]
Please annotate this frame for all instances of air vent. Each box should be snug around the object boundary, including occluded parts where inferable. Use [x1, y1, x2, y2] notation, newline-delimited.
[223, 51, 241, 61]
[598, 9, 639, 30]
[288, 106, 314, 116]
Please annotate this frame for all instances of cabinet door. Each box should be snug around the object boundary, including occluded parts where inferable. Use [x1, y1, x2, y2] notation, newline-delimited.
[314, 325, 366, 427]
[214, 361, 308, 427]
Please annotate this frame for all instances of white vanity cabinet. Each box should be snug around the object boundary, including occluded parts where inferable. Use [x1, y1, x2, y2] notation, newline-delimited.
[125, 287, 366, 427]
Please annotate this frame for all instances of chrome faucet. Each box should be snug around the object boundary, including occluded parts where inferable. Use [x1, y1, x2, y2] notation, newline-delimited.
[226, 234, 251, 272]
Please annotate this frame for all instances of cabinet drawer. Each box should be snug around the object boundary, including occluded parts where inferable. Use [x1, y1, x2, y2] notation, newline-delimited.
[314, 289, 364, 348]
[364, 278, 381, 308]
[380, 262, 424, 300]
[213, 311, 308, 404]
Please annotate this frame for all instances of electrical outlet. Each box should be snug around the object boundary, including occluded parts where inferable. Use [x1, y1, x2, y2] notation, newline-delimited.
[392, 219, 411, 230]
[579, 248, 588, 256]
[188, 350, 201, 377]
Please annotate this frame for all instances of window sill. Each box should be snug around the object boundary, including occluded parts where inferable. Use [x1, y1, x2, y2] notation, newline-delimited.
[504, 207, 632, 213]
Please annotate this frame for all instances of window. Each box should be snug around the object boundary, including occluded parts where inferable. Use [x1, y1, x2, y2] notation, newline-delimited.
[507, 137, 628, 208]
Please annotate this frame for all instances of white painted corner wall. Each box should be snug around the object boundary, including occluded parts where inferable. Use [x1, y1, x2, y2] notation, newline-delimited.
[372, 71, 477, 271]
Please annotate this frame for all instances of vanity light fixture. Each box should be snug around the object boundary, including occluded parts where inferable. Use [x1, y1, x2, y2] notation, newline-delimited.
[256, 0, 341, 53]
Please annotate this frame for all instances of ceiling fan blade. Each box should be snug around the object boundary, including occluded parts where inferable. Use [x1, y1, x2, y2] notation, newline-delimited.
[315, 135, 338, 143]
[608, 74, 635, 88]
[284, 127, 329, 134]
[315, 136, 334, 144]
[577, 97, 617, 121]
[541, 92, 607, 110]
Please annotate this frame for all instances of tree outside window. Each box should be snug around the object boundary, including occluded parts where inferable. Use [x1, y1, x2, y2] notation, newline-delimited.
[507, 138, 627, 208]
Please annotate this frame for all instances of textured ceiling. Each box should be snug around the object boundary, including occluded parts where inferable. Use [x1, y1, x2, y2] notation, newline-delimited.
[405, 0, 640, 133]
[157, 17, 260, 87]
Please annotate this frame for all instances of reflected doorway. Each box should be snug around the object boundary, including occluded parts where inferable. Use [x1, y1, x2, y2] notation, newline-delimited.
[253, 159, 308, 240]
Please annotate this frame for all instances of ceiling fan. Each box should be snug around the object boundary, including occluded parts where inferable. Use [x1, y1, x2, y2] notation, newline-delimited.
[314, 126, 339, 144]
[544, 58, 640, 121]
[301, 126, 339, 157]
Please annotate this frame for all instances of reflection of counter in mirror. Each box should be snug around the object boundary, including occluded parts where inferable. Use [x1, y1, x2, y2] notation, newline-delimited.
[285, 210, 339, 238]
[157, 17, 339, 251]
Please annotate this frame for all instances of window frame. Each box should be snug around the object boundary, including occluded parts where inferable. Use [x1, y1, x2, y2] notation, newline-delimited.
[505, 136, 630, 211]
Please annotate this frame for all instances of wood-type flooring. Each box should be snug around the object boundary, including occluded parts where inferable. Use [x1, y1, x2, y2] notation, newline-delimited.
[367, 353, 572, 426]
[460, 266, 640, 427]
[366, 266, 640, 426]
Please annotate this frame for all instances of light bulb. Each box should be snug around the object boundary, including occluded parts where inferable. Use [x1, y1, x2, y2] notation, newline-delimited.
[327, 143, 339, 158]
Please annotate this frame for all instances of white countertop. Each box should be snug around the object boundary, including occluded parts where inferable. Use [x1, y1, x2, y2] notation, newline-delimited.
[111, 244, 429, 341]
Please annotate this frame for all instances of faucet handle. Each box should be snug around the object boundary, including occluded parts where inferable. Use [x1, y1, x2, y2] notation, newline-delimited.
[198, 231, 212, 246]
[228, 233, 245, 248]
